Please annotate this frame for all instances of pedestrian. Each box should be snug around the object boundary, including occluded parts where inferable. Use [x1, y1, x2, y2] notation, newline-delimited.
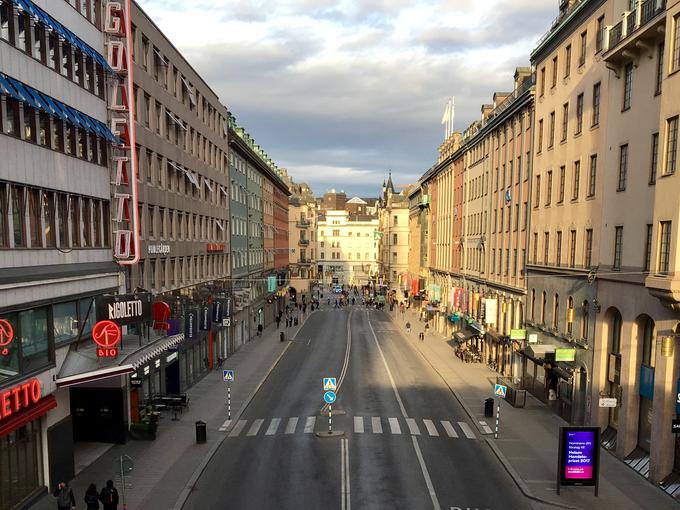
[280, 331, 285, 342]
[276, 316, 281, 329]
[419, 331, 425, 342]
[84, 483, 101, 510]
[53, 481, 75, 510]
[424, 322, 430, 334]
[100, 480, 119, 510]
[405, 321, 411, 333]
[257, 323, 263, 337]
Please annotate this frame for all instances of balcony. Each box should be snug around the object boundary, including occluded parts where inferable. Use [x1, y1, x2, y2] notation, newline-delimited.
[298, 258, 312, 265]
[296, 219, 311, 228]
[298, 239, 310, 246]
[603, 0, 667, 65]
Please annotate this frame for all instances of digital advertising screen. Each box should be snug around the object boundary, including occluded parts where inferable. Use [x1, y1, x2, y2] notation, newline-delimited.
[558, 427, 600, 487]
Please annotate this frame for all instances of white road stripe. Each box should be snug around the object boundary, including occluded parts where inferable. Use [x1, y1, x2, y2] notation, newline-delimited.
[247, 418, 264, 436]
[388, 417, 401, 434]
[479, 420, 493, 434]
[371, 417, 383, 434]
[354, 416, 364, 433]
[423, 419, 438, 436]
[411, 435, 441, 510]
[285, 417, 298, 434]
[218, 419, 232, 432]
[265, 418, 281, 436]
[228, 419, 247, 437]
[440, 420, 458, 438]
[406, 418, 421, 435]
[458, 421, 476, 439]
[304, 416, 316, 433]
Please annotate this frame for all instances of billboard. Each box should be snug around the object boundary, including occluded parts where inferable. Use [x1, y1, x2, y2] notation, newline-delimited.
[557, 426, 600, 495]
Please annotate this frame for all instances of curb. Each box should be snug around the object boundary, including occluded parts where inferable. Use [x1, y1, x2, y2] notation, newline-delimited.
[172, 311, 315, 510]
[385, 309, 582, 510]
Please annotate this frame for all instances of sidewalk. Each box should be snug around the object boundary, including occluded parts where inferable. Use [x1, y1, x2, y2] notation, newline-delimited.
[31, 314, 311, 510]
[389, 306, 679, 510]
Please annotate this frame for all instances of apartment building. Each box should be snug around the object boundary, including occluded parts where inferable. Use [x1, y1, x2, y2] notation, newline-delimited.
[286, 178, 317, 296]
[376, 174, 411, 293]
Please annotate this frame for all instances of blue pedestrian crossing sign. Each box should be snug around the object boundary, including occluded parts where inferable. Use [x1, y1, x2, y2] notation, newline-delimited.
[494, 384, 507, 398]
[223, 370, 235, 382]
[323, 391, 336, 404]
[323, 378, 337, 391]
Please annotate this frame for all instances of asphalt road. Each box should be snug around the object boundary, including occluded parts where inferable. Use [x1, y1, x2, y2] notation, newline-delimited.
[183, 305, 532, 510]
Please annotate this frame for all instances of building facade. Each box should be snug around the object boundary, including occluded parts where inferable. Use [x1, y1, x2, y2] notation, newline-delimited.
[376, 175, 411, 293]
[286, 179, 317, 297]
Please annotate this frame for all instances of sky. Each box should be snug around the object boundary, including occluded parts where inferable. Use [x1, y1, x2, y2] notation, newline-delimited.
[137, 0, 556, 197]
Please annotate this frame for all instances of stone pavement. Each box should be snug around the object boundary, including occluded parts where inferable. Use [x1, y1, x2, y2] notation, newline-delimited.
[31, 313, 312, 510]
[388, 305, 679, 510]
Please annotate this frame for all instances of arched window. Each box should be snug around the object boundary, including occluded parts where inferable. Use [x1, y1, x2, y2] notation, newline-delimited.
[567, 296, 574, 335]
[611, 310, 622, 354]
[530, 289, 536, 321]
[541, 291, 547, 324]
[581, 301, 589, 340]
[641, 317, 655, 367]
[553, 294, 559, 329]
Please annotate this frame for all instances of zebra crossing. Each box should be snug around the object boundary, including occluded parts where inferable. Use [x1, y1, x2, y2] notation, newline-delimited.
[224, 416, 477, 440]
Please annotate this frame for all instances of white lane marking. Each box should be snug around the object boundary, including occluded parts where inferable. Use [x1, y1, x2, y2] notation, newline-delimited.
[341, 437, 351, 510]
[423, 419, 439, 436]
[304, 416, 316, 433]
[228, 420, 247, 437]
[479, 420, 493, 434]
[345, 437, 351, 510]
[354, 416, 365, 433]
[411, 435, 442, 510]
[322, 309, 353, 414]
[218, 419, 232, 432]
[247, 419, 264, 436]
[285, 417, 298, 434]
[388, 417, 401, 434]
[440, 421, 458, 438]
[406, 418, 421, 435]
[307, 337, 312, 346]
[371, 417, 383, 434]
[458, 422, 476, 439]
[265, 418, 281, 436]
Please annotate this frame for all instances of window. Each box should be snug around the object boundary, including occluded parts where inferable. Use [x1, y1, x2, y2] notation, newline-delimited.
[561, 102, 569, 141]
[544, 232, 550, 265]
[579, 31, 587, 66]
[658, 221, 672, 274]
[43, 192, 55, 247]
[53, 301, 78, 345]
[613, 226, 623, 271]
[564, 45, 571, 78]
[588, 154, 597, 197]
[540, 67, 546, 96]
[532, 233, 538, 264]
[392, 233, 397, 244]
[537, 119, 543, 152]
[572, 160, 580, 200]
[0, 2, 9, 42]
[556, 231, 562, 266]
[592, 82, 601, 126]
[0, 183, 7, 247]
[622, 63, 633, 111]
[673, 14, 680, 71]
[549, 111, 555, 147]
[569, 230, 576, 268]
[664, 116, 678, 175]
[558, 166, 565, 203]
[393, 215, 398, 226]
[575, 93, 584, 134]
[650, 133, 659, 184]
[585, 229, 593, 268]
[644, 224, 653, 272]
[534, 175, 541, 208]
[28, 189, 41, 248]
[11, 185, 25, 247]
[541, 291, 547, 325]
[596, 16, 605, 52]
[551, 56, 558, 88]
[546, 170, 552, 205]
[20, 307, 50, 372]
[656, 43, 664, 95]
[617, 145, 628, 191]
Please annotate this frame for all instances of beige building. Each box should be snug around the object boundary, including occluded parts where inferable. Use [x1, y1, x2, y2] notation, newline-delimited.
[287, 180, 318, 296]
[376, 175, 411, 292]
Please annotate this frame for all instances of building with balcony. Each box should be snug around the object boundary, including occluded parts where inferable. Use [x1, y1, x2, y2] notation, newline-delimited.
[286, 179, 317, 297]
[376, 174, 411, 295]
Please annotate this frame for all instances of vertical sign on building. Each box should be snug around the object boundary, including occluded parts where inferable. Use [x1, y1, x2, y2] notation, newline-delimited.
[105, 1, 140, 265]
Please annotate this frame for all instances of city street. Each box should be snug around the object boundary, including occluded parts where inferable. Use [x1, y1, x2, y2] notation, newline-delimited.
[184, 306, 530, 510]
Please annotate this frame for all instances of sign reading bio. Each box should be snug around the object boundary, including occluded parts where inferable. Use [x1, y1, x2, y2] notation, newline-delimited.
[105, 1, 140, 265]
[92, 320, 122, 358]
[1, 379, 42, 420]
[557, 426, 600, 496]
[0, 318, 14, 356]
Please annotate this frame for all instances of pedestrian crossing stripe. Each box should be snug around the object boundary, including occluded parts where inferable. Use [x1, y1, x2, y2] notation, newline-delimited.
[224, 416, 476, 440]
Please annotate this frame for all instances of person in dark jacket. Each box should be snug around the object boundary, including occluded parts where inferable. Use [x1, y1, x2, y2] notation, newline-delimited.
[53, 481, 75, 510]
[84, 483, 101, 510]
[100, 480, 119, 510]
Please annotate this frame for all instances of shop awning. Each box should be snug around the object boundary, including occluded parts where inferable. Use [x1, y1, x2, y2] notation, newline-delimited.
[454, 329, 477, 342]
[55, 365, 135, 388]
[525, 344, 556, 360]
[0, 395, 57, 437]
[124, 334, 184, 370]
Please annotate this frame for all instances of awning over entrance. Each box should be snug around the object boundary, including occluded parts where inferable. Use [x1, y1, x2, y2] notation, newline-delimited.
[454, 329, 478, 342]
[525, 344, 556, 360]
[0, 395, 56, 437]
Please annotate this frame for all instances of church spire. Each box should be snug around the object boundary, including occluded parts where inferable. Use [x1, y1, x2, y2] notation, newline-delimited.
[386, 169, 395, 193]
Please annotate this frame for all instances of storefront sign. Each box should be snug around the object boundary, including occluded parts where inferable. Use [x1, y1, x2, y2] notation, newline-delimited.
[558, 427, 600, 491]
[207, 243, 225, 252]
[147, 244, 170, 254]
[555, 348, 576, 362]
[166, 351, 178, 363]
[212, 300, 223, 324]
[673, 419, 680, 434]
[0, 379, 42, 420]
[92, 320, 122, 358]
[528, 333, 538, 344]
[0, 318, 14, 356]
[152, 301, 171, 331]
[96, 293, 152, 325]
[676, 380, 680, 414]
[185, 309, 198, 340]
[598, 397, 617, 408]
[199, 305, 212, 331]
[129, 377, 142, 388]
[484, 298, 497, 325]
[510, 329, 527, 340]
[224, 298, 232, 318]
[106, 0, 140, 265]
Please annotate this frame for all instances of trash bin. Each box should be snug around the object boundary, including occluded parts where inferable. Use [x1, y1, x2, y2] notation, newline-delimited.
[484, 398, 494, 418]
[195, 420, 207, 443]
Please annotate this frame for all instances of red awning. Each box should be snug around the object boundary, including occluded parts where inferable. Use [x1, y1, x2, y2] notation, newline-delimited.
[0, 395, 57, 437]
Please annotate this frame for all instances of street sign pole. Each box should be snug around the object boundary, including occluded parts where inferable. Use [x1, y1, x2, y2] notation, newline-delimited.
[228, 385, 231, 421]
[328, 404, 332, 434]
[495, 399, 500, 439]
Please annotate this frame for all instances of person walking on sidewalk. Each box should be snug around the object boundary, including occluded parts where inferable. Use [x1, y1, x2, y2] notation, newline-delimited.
[276, 315, 281, 329]
[424, 322, 430, 335]
[53, 481, 75, 510]
[405, 321, 411, 333]
[419, 331, 425, 342]
[84, 483, 101, 510]
[99, 480, 119, 510]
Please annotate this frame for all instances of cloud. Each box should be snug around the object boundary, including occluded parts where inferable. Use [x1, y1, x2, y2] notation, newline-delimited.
[137, 0, 556, 195]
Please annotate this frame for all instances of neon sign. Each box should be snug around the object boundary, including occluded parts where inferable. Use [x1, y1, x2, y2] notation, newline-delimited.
[0, 319, 14, 356]
[92, 320, 122, 358]
[1, 379, 41, 420]
[105, 1, 140, 265]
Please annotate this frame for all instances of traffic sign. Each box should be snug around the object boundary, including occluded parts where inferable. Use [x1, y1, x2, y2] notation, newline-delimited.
[494, 384, 507, 398]
[323, 391, 336, 404]
[323, 378, 337, 391]
[223, 370, 234, 382]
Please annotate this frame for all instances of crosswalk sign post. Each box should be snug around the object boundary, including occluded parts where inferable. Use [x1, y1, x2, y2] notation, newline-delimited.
[223, 370, 235, 382]
[224, 370, 234, 421]
[323, 378, 337, 391]
[323, 390, 336, 434]
[493, 384, 507, 439]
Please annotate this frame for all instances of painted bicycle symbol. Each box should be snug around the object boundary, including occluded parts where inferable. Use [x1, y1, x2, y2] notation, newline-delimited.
[0, 319, 14, 356]
[92, 320, 121, 348]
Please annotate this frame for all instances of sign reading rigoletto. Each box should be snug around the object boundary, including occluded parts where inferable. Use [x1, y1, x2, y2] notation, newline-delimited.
[105, 0, 140, 265]
[1, 379, 41, 420]
[557, 426, 600, 495]
[96, 293, 152, 325]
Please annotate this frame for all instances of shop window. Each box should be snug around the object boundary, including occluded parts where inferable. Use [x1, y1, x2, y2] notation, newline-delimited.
[78, 298, 96, 336]
[53, 301, 78, 345]
[19, 307, 50, 372]
[0, 420, 43, 510]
